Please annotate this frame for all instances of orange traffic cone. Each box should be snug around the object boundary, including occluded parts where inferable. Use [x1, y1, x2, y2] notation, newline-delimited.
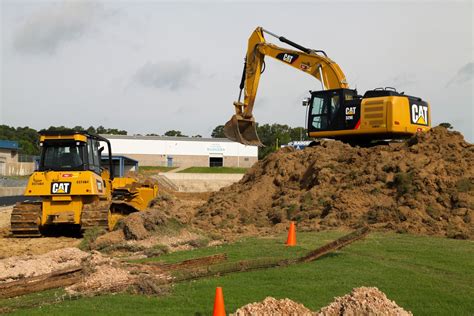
[286, 221, 296, 246]
[213, 287, 226, 316]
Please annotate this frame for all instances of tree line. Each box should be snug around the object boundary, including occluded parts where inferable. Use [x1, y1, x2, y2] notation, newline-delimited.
[211, 124, 308, 159]
[1, 123, 308, 159]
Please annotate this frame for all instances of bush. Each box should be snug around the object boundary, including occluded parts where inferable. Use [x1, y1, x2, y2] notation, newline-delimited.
[392, 172, 414, 196]
[79, 227, 106, 250]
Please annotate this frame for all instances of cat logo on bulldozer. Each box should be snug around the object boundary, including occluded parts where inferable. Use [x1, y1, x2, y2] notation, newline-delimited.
[51, 182, 71, 194]
[410, 104, 429, 126]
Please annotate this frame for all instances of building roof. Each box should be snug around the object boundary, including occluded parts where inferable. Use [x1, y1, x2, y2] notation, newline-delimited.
[101, 155, 138, 164]
[100, 134, 234, 143]
[0, 140, 19, 150]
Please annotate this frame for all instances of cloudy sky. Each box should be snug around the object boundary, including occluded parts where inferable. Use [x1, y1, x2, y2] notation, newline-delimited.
[1, 0, 473, 140]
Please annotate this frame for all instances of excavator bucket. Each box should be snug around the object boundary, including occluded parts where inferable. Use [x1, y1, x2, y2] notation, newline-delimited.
[224, 115, 263, 146]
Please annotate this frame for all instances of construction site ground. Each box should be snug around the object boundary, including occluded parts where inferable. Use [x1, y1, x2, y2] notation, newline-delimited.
[1, 231, 472, 315]
[0, 127, 472, 315]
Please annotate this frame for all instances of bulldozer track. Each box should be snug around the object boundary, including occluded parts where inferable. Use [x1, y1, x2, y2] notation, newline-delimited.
[10, 201, 42, 237]
[81, 200, 111, 230]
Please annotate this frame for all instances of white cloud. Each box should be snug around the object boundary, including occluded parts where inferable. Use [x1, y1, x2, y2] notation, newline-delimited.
[446, 62, 474, 87]
[13, 2, 102, 54]
[133, 60, 199, 91]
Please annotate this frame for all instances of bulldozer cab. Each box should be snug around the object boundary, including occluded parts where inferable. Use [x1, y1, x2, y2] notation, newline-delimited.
[306, 88, 361, 133]
[38, 130, 114, 179]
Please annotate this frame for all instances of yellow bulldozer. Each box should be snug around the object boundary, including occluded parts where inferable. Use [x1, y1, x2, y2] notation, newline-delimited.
[225, 27, 431, 146]
[10, 130, 158, 237]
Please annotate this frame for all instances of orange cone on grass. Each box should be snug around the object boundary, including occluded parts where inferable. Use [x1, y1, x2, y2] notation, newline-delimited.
[286, 221, 296, 246]
[213, 287, 226, 316]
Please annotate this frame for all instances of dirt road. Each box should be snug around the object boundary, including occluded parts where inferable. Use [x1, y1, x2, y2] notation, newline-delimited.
[0, 206, 80, 258]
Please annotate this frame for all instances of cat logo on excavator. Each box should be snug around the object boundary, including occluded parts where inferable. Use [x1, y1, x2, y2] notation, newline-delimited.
[411, 104, 429, 126]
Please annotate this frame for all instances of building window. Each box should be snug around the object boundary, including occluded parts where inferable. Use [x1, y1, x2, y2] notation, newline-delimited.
[11, 151, 17, 159]
[244, 157, 249, 161]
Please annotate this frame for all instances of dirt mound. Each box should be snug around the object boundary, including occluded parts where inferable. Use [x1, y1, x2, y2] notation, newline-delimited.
[232, 297, 313, 315]
[196, 127, 473, 238]
[316, 287, 412, 315]
[66, 251, 137, 295]
[92, 194, 211, 254]
[232, 287, 411, 315]
[0, 248, 88, 283]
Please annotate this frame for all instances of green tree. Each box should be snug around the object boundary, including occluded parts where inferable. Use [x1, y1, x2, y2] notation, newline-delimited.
[164, 130, 187, 137]
[211, 125, 226, 138]
[256, 124, 309, 159]
[0, 125, 40, 155]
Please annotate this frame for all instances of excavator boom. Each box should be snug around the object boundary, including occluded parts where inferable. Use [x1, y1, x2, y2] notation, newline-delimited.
[224, 27, 348, 146]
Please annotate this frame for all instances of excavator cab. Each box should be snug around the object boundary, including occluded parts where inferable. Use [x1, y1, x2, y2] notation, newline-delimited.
[306, 88, 361, 134]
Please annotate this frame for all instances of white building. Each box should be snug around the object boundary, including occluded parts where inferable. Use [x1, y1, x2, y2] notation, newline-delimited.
[101, 135, 258, 168]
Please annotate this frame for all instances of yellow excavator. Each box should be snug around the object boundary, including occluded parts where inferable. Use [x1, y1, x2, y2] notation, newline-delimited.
[224, 27, 431, 146]
[10, 130, 158, 237]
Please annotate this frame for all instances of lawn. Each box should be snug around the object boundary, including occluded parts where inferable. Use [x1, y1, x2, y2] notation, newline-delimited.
[2, 231, 473, 315]
[138, 166, 177, 173]
[177, 167, 248, 174]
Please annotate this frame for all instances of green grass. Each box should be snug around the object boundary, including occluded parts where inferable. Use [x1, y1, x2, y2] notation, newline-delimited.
[2, 231, 473, 315]
[177, 167, 248, 174]
[138, 166, 177, 173]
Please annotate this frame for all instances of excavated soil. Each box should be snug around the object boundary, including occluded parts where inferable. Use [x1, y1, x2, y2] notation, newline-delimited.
[232, 297, 313, 315]
[232, 287, 412, 315]
[317, 287, 412, 315]
[91, 192, 211, 254]
[0, 206, 80, 258]
[195, 127, 473, 239]
[0, 248, 88, 283]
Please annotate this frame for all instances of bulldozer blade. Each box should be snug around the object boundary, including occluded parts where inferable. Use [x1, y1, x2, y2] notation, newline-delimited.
[224, 115, 263, 146]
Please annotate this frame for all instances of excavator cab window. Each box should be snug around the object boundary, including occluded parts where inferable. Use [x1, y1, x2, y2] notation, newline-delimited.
[309, 95, 329, 130]
[308, 90, 342, 131]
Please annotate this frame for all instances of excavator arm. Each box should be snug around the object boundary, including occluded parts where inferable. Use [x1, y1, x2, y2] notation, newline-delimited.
[224, 27, 349, 146]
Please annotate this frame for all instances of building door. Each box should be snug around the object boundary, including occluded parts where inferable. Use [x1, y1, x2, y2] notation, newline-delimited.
[167, 156, 173, 167]
[209, 154, 223, 167]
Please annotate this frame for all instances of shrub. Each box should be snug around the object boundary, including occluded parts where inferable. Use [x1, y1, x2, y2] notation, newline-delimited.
[392, 172, 414, 196]
[79, 227, 106, 250]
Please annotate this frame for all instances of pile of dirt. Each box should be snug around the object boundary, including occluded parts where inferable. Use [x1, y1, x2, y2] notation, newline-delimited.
[65, 251, 133, 294]
[0, 248, 88, 283]
[232, 297, 313, 315]
[316, 287, 412, 315]
[195, 127, 473, 239]
[92, 195, 211, 254]
[232, 287, 412, 315]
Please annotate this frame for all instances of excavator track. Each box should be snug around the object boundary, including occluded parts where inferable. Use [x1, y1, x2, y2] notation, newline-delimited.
[10, 202, 42, 237]
[81, 200, 111, 230]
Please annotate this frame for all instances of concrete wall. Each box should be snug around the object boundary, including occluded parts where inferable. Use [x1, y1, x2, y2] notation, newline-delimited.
[161, 173, 244, 192]
[0, 149, 18, 163]
[0, 162, 35, 176]
[114, 153, 257, 168]
[0, 187, 25, 197]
